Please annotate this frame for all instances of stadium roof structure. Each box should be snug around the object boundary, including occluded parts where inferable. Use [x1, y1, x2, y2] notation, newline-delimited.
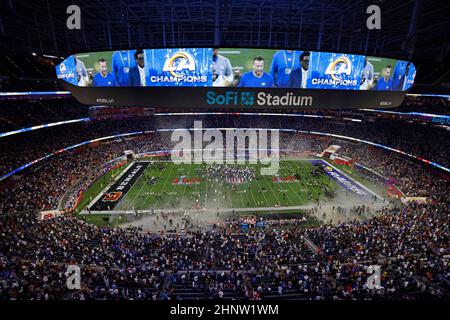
[0, 0, 449, 87]
[0, 0, 448, 60]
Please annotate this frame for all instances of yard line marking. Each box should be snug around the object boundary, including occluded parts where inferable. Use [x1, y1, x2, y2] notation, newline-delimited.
[136, 164, 162, 210]
[115, 162, 148, 211]
[247, 181, 259, 207]
[155, 163, 176, 208]
[254, 176, 272, 207]
[225, 174, 233, 208]
[179, 163, 193, 209]
[127, 162, 156, 210]
[284, 161, 304, 203]
[262, 174, 282, 206]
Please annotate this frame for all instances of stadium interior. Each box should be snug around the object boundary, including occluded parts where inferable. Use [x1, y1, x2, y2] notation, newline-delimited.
[0, 0, 449, 304]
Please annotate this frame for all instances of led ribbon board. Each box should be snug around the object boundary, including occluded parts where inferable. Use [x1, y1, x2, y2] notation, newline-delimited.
[56, 48, 416, 109]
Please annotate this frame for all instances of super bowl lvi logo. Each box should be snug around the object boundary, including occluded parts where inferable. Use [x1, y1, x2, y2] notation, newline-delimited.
[163, 51, 196, 77]
[325, 56, 352, 80]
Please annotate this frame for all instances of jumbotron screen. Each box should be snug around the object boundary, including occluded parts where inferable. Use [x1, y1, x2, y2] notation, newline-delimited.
[56, 48, 416, 109]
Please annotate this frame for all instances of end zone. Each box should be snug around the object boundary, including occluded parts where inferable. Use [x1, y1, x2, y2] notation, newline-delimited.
[87, 162, 149, 212]
[309, 159, 384, 201]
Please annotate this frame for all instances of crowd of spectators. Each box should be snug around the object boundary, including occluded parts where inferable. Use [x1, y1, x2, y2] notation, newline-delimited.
[0, 133, 170, 213]
[396, 96, 450, 115]
[284, 133, 448, 198]
[0, 117, 155, 175]
[1, 111, 448, 179]
[159, 114, 449, 167]
[203, 164, 256, 185]
[0, 98, 88, 132]
[0, 185, 447, 300]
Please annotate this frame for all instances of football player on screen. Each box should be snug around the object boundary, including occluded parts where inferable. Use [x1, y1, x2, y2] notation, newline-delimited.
[237, 56, 274, 88]
[375, 64, 393, 90]
[92, 58, 117, 87]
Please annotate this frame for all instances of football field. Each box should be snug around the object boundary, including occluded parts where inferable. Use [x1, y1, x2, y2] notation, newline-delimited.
[85, 159, 383, 214]
[117, 160, 334, 211]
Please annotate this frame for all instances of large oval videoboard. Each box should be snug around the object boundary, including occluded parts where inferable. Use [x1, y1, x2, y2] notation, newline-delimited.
[56, 48, 416, 109]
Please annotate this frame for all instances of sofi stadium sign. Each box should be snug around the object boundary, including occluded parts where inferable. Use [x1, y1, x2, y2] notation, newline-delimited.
[206, 91, 313, 107]
[56, 47, 415, 109]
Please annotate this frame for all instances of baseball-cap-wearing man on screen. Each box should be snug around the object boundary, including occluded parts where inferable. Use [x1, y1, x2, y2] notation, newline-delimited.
[270, 50, 302, 88]
[375, 65, 393, 90]
[237, 56, 274, 88]
[112, 50, 136, 86]
[92, 58, 117, 87]
[286, 51, 310, 88]
[129, 50, 146, 87]
[212, 48, 234, 87]
[360, 56, 374, 90]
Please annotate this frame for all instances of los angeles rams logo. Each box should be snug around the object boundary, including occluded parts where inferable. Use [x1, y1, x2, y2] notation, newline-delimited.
[325, 56, 352, 81]
[162, 51, 196, 78]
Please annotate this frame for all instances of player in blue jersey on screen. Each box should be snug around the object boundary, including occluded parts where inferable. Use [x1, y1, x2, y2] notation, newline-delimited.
[237, 56, 274, 88]
[112, 50, 136, 86]
[92, 58, 117, 87]
[270, 50, 302, 88]
[375, 64, 393, 90]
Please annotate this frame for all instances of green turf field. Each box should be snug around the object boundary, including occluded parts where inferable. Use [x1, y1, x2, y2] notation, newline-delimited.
[110, 160, 338, 211]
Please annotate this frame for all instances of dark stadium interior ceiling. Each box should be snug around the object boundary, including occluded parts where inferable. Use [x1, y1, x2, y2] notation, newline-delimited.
[0, 0, 449, 81]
